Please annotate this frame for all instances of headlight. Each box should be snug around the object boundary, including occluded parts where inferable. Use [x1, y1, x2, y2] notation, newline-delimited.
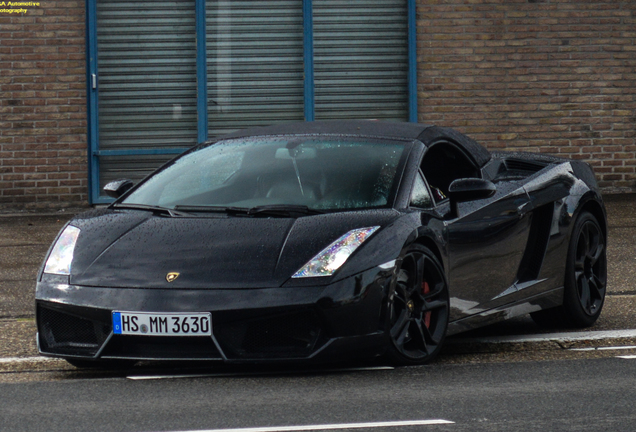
[44, 225, 80, 275]
[292, 226, 380, 278]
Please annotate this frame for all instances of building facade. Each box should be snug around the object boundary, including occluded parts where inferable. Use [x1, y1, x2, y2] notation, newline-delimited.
[1, 0, 635, 210]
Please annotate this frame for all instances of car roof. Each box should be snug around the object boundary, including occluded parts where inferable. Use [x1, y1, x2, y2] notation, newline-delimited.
[216, 120, 433, 141]
[213, 120, 491, 169]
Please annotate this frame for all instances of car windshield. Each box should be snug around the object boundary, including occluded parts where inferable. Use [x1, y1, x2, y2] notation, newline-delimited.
[121, 136, 407, 211]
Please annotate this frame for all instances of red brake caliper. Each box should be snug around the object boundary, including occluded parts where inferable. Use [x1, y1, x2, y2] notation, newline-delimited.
[422, 281, 431, 328]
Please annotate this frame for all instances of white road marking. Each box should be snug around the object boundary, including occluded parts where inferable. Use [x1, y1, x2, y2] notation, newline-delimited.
[570, 345, 636, 352]
[166, 419, 455, 432]
[450, 329, 636, 344]
[616, 355, 636, 359]
[0, 356, 60, 363]
[128, 366, 395, 380]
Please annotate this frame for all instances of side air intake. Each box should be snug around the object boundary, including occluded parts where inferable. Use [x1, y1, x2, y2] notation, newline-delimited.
[516, 203, 554, 283]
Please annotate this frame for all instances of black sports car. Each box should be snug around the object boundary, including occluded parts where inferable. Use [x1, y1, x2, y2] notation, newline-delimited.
[36, 121, 607, 367]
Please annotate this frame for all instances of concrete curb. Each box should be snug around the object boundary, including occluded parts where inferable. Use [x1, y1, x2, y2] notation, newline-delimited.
[443, 329, 636, 355]
[0, 356, 61, 364]
[448, 329, 636, 345]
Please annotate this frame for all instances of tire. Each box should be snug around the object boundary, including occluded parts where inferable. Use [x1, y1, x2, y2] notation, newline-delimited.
[385, 245, 449, 365]
[531, 210, 607, 328]
[66, 358, 137, 369]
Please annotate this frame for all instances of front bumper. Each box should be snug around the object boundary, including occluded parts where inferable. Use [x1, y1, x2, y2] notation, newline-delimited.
[36, 267, 394, 363]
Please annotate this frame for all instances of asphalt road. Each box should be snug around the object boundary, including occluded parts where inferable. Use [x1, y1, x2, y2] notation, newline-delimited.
[2, 356, 636, 432]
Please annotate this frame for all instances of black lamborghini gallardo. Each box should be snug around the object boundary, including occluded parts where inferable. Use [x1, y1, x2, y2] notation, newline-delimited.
[36, 121, 607, 367]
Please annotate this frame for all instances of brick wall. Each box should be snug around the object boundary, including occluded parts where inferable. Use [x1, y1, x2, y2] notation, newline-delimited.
[417, 0, 636, 192]
[1, 1, 635, 211]
[0, 1, 89, 211]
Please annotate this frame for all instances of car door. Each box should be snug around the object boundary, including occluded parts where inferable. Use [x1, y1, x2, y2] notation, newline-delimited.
[421, 142, 533, 321]
[445, 182, 532, 321]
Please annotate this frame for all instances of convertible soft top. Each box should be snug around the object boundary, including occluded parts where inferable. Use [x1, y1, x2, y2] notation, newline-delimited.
[217, 120, 432, 141]
[215, 120, 492, 169]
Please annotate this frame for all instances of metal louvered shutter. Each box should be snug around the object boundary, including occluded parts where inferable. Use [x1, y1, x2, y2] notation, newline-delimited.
[313, 0, 408, 121]
[96, 0, 198, 150]
[206, 0, 304, 138]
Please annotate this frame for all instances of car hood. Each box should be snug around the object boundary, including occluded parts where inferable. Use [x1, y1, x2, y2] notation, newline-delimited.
[67, 209, 401, 289]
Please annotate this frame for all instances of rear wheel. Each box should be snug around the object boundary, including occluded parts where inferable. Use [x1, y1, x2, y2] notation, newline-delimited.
[385, 245, 449, 365]
[531, 210, 606, 328]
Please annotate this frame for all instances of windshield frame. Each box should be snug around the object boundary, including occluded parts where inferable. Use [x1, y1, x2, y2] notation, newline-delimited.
[112, 134, 417, 213]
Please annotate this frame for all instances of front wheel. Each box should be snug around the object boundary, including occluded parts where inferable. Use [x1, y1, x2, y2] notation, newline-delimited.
[385, 245, 449, 365]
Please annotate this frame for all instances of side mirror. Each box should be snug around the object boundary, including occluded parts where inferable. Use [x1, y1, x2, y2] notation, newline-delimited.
[103, 179, 134, 199]
[446, 178, 496, 219]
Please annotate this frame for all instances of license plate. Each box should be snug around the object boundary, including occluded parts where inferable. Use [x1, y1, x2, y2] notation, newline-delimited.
[112, 311, 212, 336]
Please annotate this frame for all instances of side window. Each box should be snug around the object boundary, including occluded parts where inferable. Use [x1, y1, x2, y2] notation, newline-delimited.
[410, 172, 434, 209]
[421, 142, 479, 204]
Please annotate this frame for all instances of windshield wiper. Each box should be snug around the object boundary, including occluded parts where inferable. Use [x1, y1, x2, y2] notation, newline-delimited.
[112, 203, 192, 217]
[173, 204, 323, 217]
[173, 205, 250, 215]
[246, 205, 324, 217]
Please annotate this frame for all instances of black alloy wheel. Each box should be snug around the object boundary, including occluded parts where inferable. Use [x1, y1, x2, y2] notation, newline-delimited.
[563, 211, 607, 326]
[386, 245, 449, 365]
[531, 210, 606, 328]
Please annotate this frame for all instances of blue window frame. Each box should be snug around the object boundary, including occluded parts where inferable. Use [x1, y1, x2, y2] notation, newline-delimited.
[86, 0, 417, 204]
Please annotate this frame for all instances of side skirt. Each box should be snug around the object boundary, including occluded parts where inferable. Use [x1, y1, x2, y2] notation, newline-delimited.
[447, 286, 564, 336]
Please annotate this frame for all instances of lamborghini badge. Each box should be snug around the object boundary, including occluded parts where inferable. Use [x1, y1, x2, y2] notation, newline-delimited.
[166, 272, 180, 282]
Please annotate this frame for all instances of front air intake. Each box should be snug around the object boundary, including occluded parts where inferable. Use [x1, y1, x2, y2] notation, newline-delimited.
[37, 303, 110, 356]
[214, 309, 326, 359]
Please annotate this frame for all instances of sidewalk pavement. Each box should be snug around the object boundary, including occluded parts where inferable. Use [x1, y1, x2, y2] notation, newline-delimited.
[1, 195, 635, 362]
